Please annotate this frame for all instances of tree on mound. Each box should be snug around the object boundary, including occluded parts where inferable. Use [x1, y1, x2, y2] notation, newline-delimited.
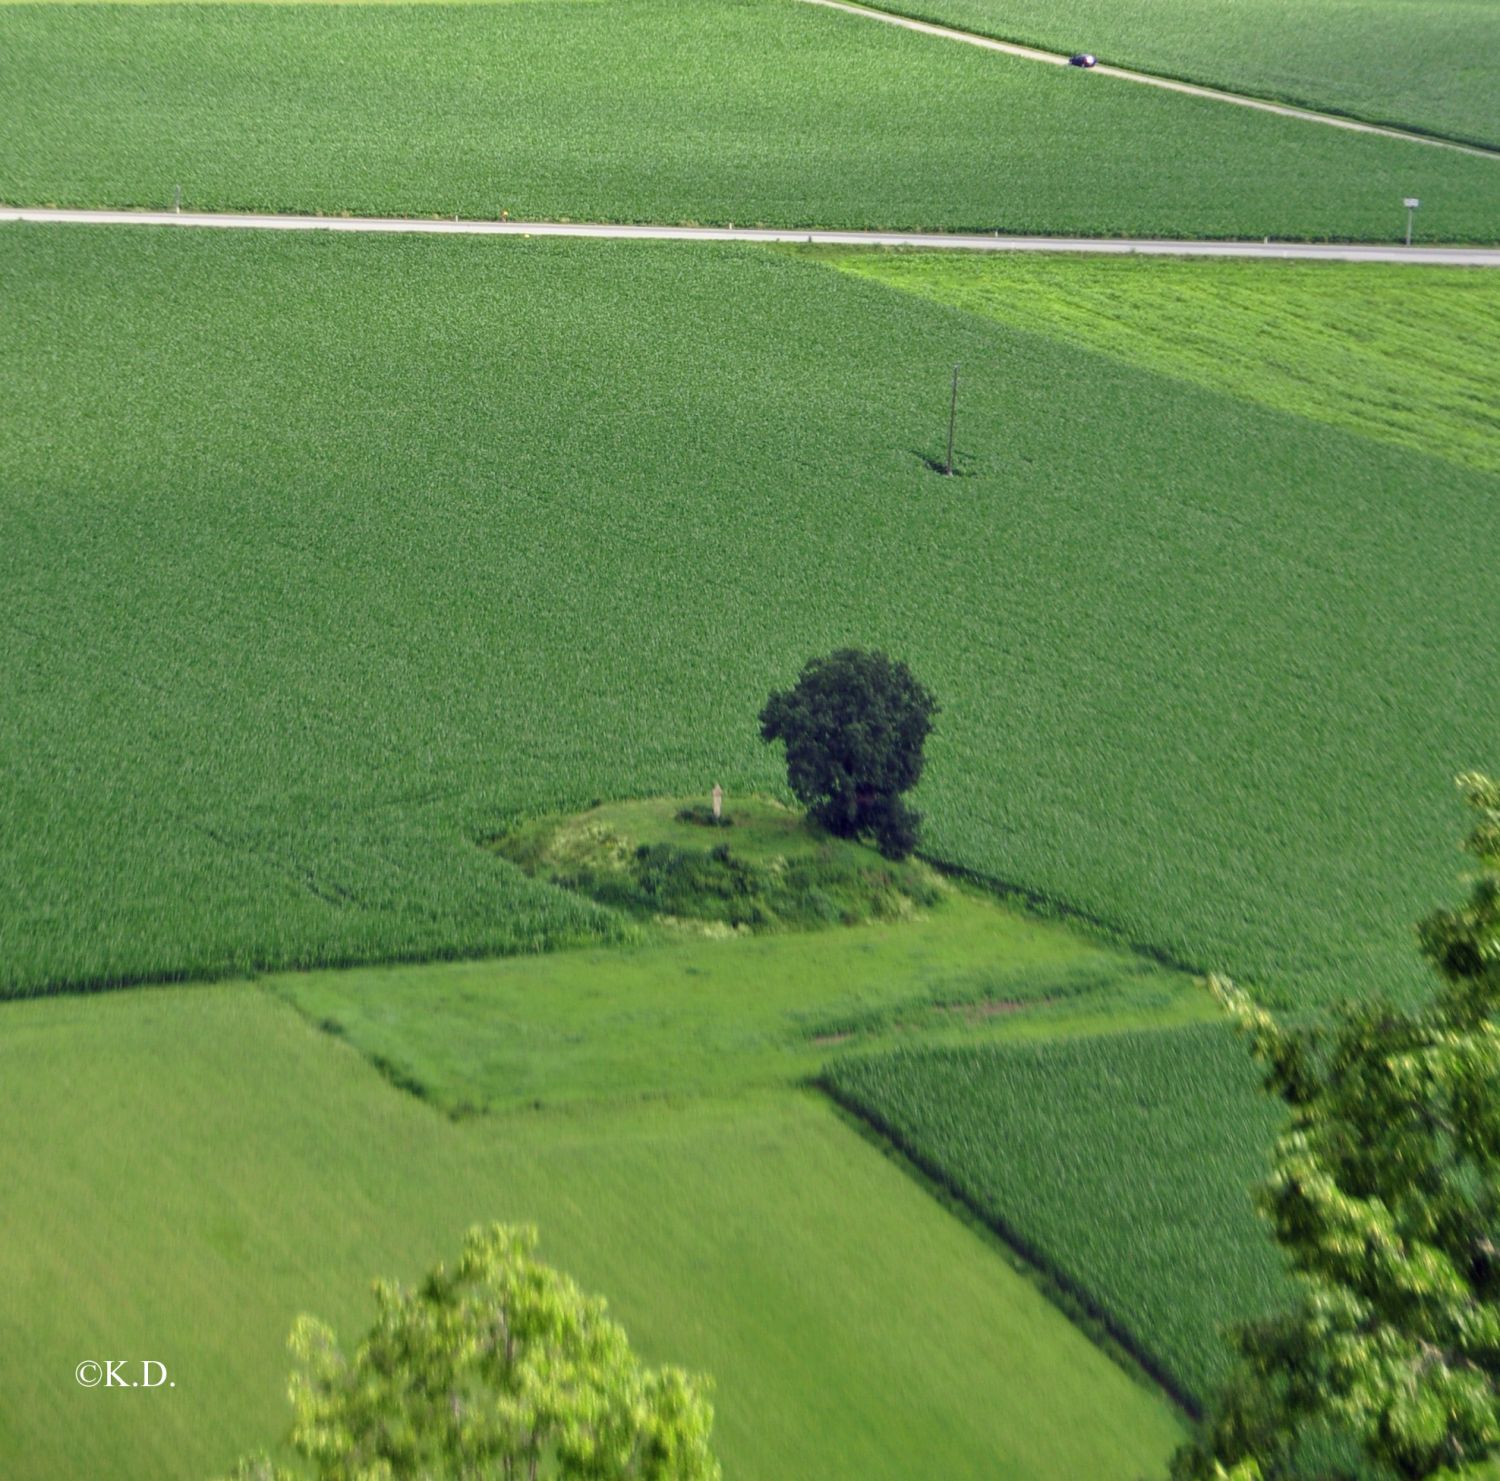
[218, 1223, 720, 1481]
[1177, 774, 1500, 1481]
[759, 649, 937, 860]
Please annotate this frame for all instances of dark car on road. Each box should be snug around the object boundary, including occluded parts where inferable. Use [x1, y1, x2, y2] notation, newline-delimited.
[1068, 53, 1097, 67]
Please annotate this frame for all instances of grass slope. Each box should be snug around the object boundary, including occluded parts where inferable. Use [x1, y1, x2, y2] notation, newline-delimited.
[806, 249, 1500, 476]
[0, 983, 1186, 1480]
[867, 0, 1500, 148]
[823, 1024, 1288, 1407]
[3, 227, 1497, 1009]
[2, 0, 1500, 241]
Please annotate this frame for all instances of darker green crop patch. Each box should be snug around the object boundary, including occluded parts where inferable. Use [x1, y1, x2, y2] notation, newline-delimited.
[823, 1024, 1288, 1409]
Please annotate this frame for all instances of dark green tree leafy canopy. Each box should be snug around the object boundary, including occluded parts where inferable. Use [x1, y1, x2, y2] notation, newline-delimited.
[758, 649, 937, 860]
[218, 1223, 720, 1481]
[1179, 774, 1500, 1481]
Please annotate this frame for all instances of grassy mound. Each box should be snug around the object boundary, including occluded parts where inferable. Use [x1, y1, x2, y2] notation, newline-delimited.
[490, 796, 945, 933]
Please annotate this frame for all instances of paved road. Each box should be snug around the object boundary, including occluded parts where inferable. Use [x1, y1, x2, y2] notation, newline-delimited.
[802, 0, 1500, 161]
[5, 207, 1499, 264]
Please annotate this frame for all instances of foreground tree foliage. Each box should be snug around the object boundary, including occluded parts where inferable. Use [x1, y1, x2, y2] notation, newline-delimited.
[759, 649, 937, 860]
[1178, 774, 1500, 1481]
[219, 1224, 720, 1481]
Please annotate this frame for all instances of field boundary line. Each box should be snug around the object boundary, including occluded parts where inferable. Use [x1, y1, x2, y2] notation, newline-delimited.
[797, 0, 1500, 162]
[5, 208, 1500, 263]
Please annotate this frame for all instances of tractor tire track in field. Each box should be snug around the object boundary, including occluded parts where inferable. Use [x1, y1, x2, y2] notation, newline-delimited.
[798, 0, 1500, 162]
[5, 208, 1500, 264]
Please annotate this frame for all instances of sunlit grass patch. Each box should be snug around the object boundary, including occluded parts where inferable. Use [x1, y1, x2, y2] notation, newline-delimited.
[804, 249, 1500, 474]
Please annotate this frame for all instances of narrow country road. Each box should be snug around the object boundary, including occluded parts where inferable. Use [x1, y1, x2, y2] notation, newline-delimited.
[799, 0, 1500, 161]
[4, 207, 1499, 264]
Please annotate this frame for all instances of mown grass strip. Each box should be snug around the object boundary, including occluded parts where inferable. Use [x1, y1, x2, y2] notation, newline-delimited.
[266, 880, 1199, 1114]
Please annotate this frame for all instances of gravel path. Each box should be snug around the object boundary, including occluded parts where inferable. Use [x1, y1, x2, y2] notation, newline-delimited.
[5, 207, 1499, 264]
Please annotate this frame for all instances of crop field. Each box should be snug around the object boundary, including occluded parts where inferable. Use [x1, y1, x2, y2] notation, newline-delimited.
[0, 979, 1187, 1481]
[806, 249, 1500, 475]
[3, 0, 1500, 241]
[4, 224, 1498, 1012]
[822, 1024, 1289, 1408]
[5, 0, 1497, 1472]
[872, 0, 1500, 148]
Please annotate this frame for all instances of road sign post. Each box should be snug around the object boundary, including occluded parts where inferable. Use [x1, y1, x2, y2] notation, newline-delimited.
[1403, 197, 1420, 247]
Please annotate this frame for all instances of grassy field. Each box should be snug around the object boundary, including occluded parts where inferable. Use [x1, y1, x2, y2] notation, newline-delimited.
[0, 979, 1188, 1481]
[805, 250, 1500, 475]
[2, 0, 1500, 241]
[4, 225, 1497, 1013]
[871, 0, 1500, 148]
[823, 1024, 1289, 1409]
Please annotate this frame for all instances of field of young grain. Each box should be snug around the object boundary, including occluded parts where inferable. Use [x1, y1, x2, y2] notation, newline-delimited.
[822, 1025, 1288, 1408]
[3, 226, 1496, 1013]
[0, 981, 1187, 1481]
[806, 250, 1500, 475]
[2, 0, 1499, 241]
[871, 0, 1500, 148]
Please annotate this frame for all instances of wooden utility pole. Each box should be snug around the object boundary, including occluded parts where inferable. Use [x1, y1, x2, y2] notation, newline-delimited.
[945, 363, 960, 476]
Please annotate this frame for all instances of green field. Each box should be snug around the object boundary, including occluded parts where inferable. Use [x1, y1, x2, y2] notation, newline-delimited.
[823, 1025, 1288, 1408]
[0, 976, 1188, 1481]
[872, 0, 1500, 148]
[4, 225, 1497, 1011]
[2, 0, 1499, 240]
[6, 1, 1497, 1473]
[807, 250, 1500, 475]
